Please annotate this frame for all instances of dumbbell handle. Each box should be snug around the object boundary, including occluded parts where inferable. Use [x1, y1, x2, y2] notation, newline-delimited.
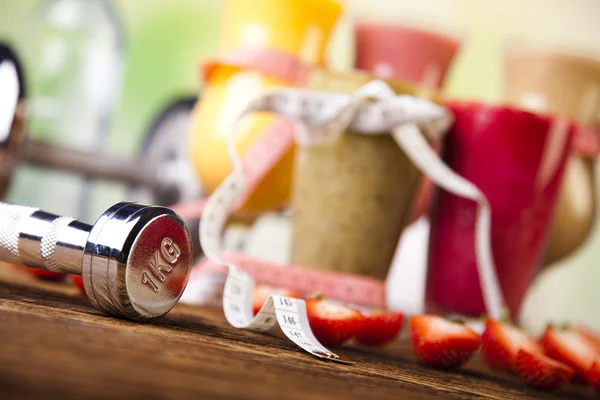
[22, 138, 159, 187]
[0, 202, 89, 275]
[0, 201, 193, 321]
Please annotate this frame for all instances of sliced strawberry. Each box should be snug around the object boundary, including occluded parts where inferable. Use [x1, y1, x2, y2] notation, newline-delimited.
[540, 325, 598, 381]
[71, 275, 85, 294]
[305, 298, 363, 347]
[571, 324, 600, 355]
[11, 264, 66, 281]
[252, 285, 300, 315]
[410, 314, 481, 370]
[586, 361, 600, 391]
[516, 349, 574, 391]
[481, 319, 543, 373]
[355, 310, 404, 346]
[28, 267, 66, 282]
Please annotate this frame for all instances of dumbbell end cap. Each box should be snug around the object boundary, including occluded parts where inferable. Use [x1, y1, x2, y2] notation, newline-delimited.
[82, 202, 193, 321]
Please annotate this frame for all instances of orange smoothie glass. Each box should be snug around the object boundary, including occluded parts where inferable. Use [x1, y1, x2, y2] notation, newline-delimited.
[188, 0, 344, 218]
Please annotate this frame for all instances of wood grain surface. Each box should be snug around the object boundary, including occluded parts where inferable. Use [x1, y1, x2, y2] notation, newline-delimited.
[0, 265, 596, 400]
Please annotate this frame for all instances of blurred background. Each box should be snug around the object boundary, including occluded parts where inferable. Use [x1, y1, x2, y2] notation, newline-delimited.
[1, 0, 599, 333]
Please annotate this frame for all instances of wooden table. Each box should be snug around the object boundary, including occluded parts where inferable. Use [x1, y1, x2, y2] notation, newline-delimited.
[0, 266, 595, 400]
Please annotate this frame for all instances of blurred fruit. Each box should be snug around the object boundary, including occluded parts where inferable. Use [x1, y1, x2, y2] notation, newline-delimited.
[28, 268, 65, 282]
[516, 349, 574, 391]
[571, 324, 600, 355]
[305, 297, 363, 346]
[410, 314, 481, 370]
[72, 275, 85, 294]
[541, 325, 599, 382]
[481, 319, 543, 373]
[355, 310, 404, 346]
[587, 361, 600, 391]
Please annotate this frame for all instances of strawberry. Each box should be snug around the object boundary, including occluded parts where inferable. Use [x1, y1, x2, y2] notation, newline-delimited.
[571, 324, 600, 355]
[516, 349, 574, 391]
[11, 264, 66, 281]
[540, 325, 599, 382]
[28, 267, 66, 282]
[481, 319, 543, 373]
[305, 298, 363, 347]
[252, 285, 300, 315]
[586, 361, 600, 391]
[71, 275, 85, 294]
[355, 310, 404, 346]
[410, 314, 481, 369]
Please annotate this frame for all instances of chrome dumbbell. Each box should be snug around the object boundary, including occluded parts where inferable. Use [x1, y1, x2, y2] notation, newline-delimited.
[0, 43, 202, 207]
[0, 201, 193, 321]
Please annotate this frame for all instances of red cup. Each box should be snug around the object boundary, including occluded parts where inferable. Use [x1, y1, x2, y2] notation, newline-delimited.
[426, 102, 576, 318]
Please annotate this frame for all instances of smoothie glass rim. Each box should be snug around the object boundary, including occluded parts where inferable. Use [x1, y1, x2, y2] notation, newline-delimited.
[445, 99, 579, 129]
[353, 20, 466, 48]
[502, 38, 600, 64]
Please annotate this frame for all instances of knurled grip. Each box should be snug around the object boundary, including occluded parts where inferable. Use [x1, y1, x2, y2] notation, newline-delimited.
[0, 202, 38, 265]
[40, 216, 75, 272]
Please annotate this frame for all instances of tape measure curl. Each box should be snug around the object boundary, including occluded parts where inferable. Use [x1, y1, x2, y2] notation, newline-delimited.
[199, 80, 506, 362]
[183, 252, 387, 309]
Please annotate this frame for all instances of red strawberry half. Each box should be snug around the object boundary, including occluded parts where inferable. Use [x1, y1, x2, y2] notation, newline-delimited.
[252, 285, 300, 315]
[541, 325, 599, 382]
[587, 361, 600, 391]
[355, 310, 404, 346]
[27, 267, 66, 282]
[571, 325, 600, 355]
[481, 319, 543, 373]
[71, 275, 85, 294]
[516, 349, 574, 391]
[410, 314, 481, 370]
[305, 298, 363, 347]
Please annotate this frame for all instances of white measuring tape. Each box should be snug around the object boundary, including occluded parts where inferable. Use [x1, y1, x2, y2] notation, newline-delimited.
[199, 80, 506, 363]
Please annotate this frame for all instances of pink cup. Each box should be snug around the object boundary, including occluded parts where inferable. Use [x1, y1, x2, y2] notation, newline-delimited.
[426, 102, 576, 318]
[354, 23, 461, 89]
